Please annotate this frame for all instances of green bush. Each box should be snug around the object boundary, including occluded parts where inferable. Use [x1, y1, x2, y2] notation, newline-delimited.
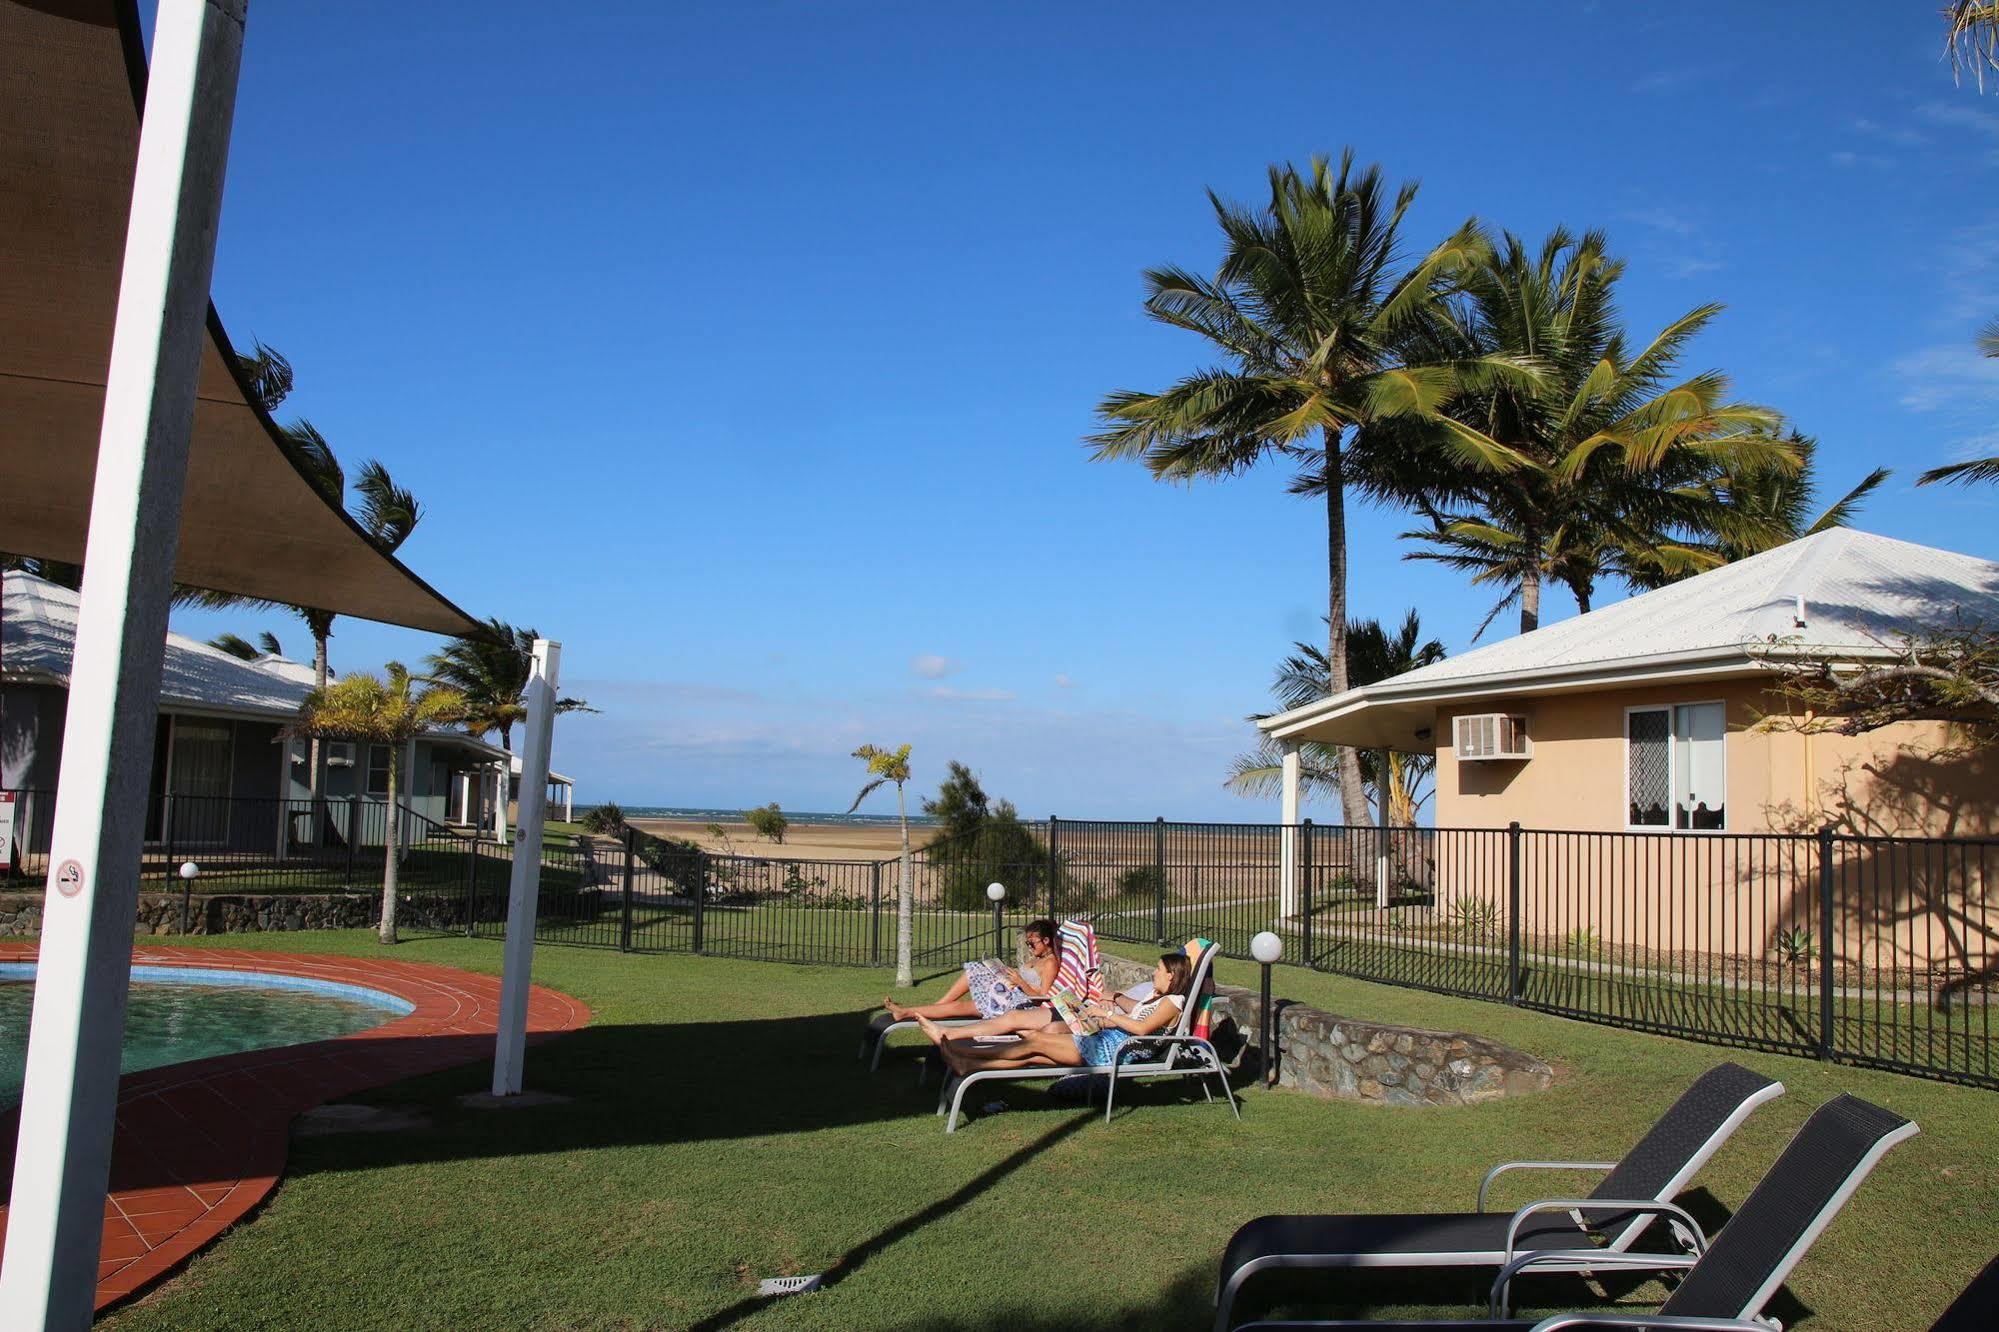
[1452, 897, 1499, 940]
[936, 806, 1054, 911]
[636, 833, 709, 895]
[743, 802, 788, 844]
[579, 802, 626, 836]
[1114, 864, 1168, 901]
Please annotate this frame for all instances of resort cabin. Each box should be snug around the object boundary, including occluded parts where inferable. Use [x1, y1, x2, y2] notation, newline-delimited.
[1258, 530, 1998, 973]
[0, 570, 540, 865]
[1261, 529, 1998, 841]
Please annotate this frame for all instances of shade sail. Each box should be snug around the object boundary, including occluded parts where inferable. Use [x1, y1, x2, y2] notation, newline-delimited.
[0, 0, 480, 637]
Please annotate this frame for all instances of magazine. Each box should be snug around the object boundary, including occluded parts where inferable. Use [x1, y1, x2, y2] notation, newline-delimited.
[1046, 984, 1102, 1037]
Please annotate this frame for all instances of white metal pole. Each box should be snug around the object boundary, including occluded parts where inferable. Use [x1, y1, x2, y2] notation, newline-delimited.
[493, 759, 510, 845]
[492, 639, 559, 1096]
[1374, 749, 1393, 910]
[0, 4, 246, 1325]
[1278, 741, 1300, 919]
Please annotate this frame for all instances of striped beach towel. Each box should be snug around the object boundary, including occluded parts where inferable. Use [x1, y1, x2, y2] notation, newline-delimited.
[1054, 919, 1102, 1003]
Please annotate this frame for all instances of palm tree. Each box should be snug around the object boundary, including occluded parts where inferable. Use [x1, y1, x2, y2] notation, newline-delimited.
[291, 663, 464, 944]
[208, 630, 283, 660]
[423, 619, 593, 751]
[1393, 229, 1795, 636]
[1948, 2, 1999, 89]
[1090, 151, 1528, 824]
[1917, 322, 1999, 487]
[1227, 612, 1445, 826]
[233, 339, 294, 412]
[848, 742, 915, 986]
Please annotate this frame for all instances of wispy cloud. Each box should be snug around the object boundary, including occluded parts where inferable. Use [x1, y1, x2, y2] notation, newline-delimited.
[1828, 150, 1894, 170]
[910, 653, 960, 679]
[1053, 673, 1075, 689]
[1630, 65, 1715, 94]
[1669, 257, 1725, 278]
[1850, 116, 1928, 147]
[1891, 343, 1999, 410]
[1620, 208, 1696, 237]
[1916, 100, 1999, 140]
[923, 685, 1015, 703]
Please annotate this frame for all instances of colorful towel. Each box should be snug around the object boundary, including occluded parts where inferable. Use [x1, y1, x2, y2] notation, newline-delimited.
[1054, 919, 1102, 1003]
[1182, 937, 1216, 1041]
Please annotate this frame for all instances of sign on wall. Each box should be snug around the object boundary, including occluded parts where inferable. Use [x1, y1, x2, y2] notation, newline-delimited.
[0, 791, 15, 872]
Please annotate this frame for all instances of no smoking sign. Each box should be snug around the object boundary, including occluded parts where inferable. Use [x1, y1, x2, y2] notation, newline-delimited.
[54, 858, 85, 898]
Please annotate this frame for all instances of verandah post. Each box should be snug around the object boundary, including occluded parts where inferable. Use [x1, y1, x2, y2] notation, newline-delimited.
[1817, 824, 1836, 1063]
[1506, 822, 1523, 1004]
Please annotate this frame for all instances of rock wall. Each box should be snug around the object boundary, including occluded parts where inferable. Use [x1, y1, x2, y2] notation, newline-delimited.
[0, 892, 473, 938]
[1092, 948, 1553, 1106]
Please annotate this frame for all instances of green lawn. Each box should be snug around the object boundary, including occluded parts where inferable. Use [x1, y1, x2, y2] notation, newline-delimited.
[100, 933, 1997, 1331]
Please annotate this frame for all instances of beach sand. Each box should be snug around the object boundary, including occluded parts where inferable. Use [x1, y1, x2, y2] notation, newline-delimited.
[626, 816, 941, 862]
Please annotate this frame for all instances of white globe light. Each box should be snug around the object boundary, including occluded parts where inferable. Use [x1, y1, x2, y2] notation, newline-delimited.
[986, 882, 1006, 902]
[178, 861, 200, 882]
[1250, 930, 1283, 965]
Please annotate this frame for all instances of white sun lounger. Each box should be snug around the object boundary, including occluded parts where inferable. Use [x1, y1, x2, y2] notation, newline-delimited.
[934, 942, 1237, 1133]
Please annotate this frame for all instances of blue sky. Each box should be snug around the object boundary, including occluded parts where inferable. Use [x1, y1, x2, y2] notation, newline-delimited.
[162, 1, 1999, 820]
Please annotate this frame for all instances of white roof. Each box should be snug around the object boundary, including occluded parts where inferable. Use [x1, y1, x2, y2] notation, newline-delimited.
[1263, 529, 1999, 746]
[4, 569, 312, 718]
[3, 572, 516, 765]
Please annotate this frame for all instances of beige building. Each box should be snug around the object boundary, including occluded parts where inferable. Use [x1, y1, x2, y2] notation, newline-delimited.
[1258, 529, 1998, 971]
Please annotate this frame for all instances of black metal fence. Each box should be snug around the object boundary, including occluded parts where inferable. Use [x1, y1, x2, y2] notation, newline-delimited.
[501, 816, 1997, 1091]
[7, 790, 1994, 1089]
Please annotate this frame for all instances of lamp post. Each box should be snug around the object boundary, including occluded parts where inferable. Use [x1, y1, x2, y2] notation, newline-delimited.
[1250, 930, 1283, 1088]
[177, 861, 200, 936]
[987, 882, 1006, 957]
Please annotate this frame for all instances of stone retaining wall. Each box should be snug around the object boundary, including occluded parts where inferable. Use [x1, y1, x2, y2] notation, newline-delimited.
[1094, 948, 1552, 1107]
[0, 892, 474, 938]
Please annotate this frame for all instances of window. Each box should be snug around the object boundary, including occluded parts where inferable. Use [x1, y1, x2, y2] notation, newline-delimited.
[366, 745, 391, 797]
[1627, 702, 1726, 830]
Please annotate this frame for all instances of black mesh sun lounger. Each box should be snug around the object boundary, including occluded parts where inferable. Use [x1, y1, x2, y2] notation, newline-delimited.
[1215, 1063, 1785, 1331]
[1225, 1092, 1918, 1331]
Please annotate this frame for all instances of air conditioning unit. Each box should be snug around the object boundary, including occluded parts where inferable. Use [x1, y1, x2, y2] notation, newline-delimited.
[325, 741, 355, 767]
[1454, 713, 1530, 761]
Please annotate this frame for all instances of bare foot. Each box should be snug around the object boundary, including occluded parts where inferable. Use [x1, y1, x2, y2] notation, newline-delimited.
[883, 998, 907, 1020]
[914, 1014, 951, 1047]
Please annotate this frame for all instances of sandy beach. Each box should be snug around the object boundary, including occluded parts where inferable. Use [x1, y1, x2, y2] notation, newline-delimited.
[626, 816, 942, 862]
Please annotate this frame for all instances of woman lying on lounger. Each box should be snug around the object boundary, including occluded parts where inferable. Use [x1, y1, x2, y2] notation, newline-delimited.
[915, 952, 1193, 1077]
[882, 918, 1060, 1023]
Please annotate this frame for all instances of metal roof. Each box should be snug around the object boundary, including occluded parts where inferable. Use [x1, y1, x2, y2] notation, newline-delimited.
[1262, 529, 1999, 746]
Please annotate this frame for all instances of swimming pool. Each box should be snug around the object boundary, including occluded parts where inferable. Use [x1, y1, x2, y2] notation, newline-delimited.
[0, 963, 415, 1106]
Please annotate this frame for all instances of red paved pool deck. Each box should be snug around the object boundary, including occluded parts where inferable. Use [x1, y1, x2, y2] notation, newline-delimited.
[0, 945, 590, 1310]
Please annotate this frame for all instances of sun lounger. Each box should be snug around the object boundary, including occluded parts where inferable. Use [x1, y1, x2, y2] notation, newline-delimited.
[1214, 1062, 1785, 1332]
[935, 941, 1236, 1133]
[1222, 1092, 1918, 1331]
[866, 919, 1103, 1072]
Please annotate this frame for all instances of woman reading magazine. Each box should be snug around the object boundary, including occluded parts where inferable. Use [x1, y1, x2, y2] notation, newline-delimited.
[915, 952, 1193, 1077]
[882, 918, 1060, 1022]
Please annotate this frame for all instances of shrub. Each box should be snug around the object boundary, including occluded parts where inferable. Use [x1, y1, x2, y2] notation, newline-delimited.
[579, 802, 626, 836]
[937, 804, 1054, 911]
[743, 802, 787, 844]
[1772, 926, 1816, 966]
[1452, 897, 1499, 941]
[1562, 926, 1600, 957]
[1114, 864, 1168, 901]
[636, 833, 709, 895]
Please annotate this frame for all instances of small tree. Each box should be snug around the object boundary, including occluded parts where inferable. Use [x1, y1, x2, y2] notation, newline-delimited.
[743, 802, 788, 844]
[1753, 627, 1999, 755]
[849, 743, 915, 986]
[292, 664, 465, 944]
[579, 802, 626, 836]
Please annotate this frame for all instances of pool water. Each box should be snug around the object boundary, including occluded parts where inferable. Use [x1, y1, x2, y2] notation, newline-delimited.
[0, 964, 414, 1107]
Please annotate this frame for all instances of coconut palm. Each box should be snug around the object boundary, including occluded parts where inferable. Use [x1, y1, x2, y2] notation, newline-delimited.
[1091, 151, 1530, 824]
[233, 339, 294, 412]
[848, 742, 915, 986]
[291, 663, 464, 944]
[1393, 229, 1796, 636]
[423, 619, 593, 751]
[208, 630, 283, 660]
[1227, 612, 1445, 826]
[1948, 1, 1999, 89]
[1917, 322, 1999, 487]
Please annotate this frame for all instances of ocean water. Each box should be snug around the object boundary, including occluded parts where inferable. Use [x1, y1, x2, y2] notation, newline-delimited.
[620, 806, 940, 827]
